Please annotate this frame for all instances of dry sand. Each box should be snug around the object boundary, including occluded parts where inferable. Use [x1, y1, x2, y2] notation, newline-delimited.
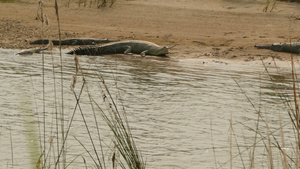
[0, 0, 300, 61]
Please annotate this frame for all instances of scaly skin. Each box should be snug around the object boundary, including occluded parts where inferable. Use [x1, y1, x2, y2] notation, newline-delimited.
[30, 38, 119, 46]
[67, 40, 170, 57]
[255, 43, 300, 54]
[15, 43, 51, 55]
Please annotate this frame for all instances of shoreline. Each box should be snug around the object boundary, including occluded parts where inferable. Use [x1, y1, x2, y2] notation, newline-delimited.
[1, 0, 300, 61]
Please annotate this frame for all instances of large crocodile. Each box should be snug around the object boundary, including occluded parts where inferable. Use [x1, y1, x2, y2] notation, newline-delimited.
[67, 40, 173, 57]
[30, 38, 118, 46]
[254, 43, 300, 54]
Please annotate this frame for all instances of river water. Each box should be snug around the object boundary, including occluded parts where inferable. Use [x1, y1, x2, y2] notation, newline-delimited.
[0, 48, 298, 169]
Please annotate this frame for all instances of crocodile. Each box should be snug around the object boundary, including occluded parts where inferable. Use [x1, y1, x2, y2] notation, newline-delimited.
[30, 38, 119, 46]
[15, 42, 51, 55]
[254, 43, 300, 54]
[67, 40, 173, 57]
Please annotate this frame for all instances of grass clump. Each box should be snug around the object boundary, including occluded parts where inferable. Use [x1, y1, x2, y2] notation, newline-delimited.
[226, 53, 300, 169]
[93, 74, 146, 169]
[63, 54, 146, 169]
[29, 0, 144, 168]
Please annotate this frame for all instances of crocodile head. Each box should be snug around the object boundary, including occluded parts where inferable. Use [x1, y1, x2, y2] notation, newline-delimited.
[151, 46, 169, 56]
[255, 43, 283, 51]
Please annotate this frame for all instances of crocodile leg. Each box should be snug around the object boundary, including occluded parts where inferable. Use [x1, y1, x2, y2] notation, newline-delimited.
[124, 45, 132, 54]
[140, 50, 148, 57]
[71, 40, 78, 45]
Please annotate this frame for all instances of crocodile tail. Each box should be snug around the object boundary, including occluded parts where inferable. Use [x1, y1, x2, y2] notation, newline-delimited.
[67, 46, 99, 55]
[167, 44, 178, 49]
[66, 50, 74, 54]
[254, 45, 272, 49]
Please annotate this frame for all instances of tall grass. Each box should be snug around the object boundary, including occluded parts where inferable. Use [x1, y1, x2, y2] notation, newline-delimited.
[227, 50, 300, 168]
[31, 0, 144, 168]
[68, 54, 145, 168]
[260, 54, 300, 168]
[92, 73, 146, 169]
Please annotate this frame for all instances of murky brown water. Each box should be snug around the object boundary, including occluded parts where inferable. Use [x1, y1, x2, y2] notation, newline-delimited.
[0, 48, 298, 169]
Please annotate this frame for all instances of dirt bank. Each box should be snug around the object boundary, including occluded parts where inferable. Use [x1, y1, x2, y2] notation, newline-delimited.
[0, 0, 300, 61]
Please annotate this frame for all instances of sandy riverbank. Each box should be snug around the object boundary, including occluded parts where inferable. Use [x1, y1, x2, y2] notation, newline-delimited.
[0, 0, 300, 61]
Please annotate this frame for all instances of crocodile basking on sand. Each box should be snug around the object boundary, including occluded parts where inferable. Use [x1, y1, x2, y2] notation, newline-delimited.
[254, 43, 300, 54]
[67, 40, 174, 57]
[30, 38, 119, 46]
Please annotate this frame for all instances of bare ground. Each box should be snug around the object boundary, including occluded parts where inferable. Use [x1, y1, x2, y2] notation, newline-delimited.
[0, 0, 300, 61]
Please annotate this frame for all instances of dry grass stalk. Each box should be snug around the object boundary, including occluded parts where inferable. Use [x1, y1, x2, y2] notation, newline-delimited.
[36, 0, 43, 22]
[210, 118, 217, 168]
[53, 0, 67, 167]
[265, 116, 274, 169]
[10, 129, 14, 169]
[279, 115, 289, 169]
[229, 114, 233, 169]
[290, 47, 300, 169]
[71, 54, 80, 89]
[263, 0, 277, 12]
[36, 0, 47, 167]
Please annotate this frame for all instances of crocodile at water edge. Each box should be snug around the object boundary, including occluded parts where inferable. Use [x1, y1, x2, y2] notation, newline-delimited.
[254, 43, 300, 54]
[67, 40, 174, 57]
[15, 42, 51, 55]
